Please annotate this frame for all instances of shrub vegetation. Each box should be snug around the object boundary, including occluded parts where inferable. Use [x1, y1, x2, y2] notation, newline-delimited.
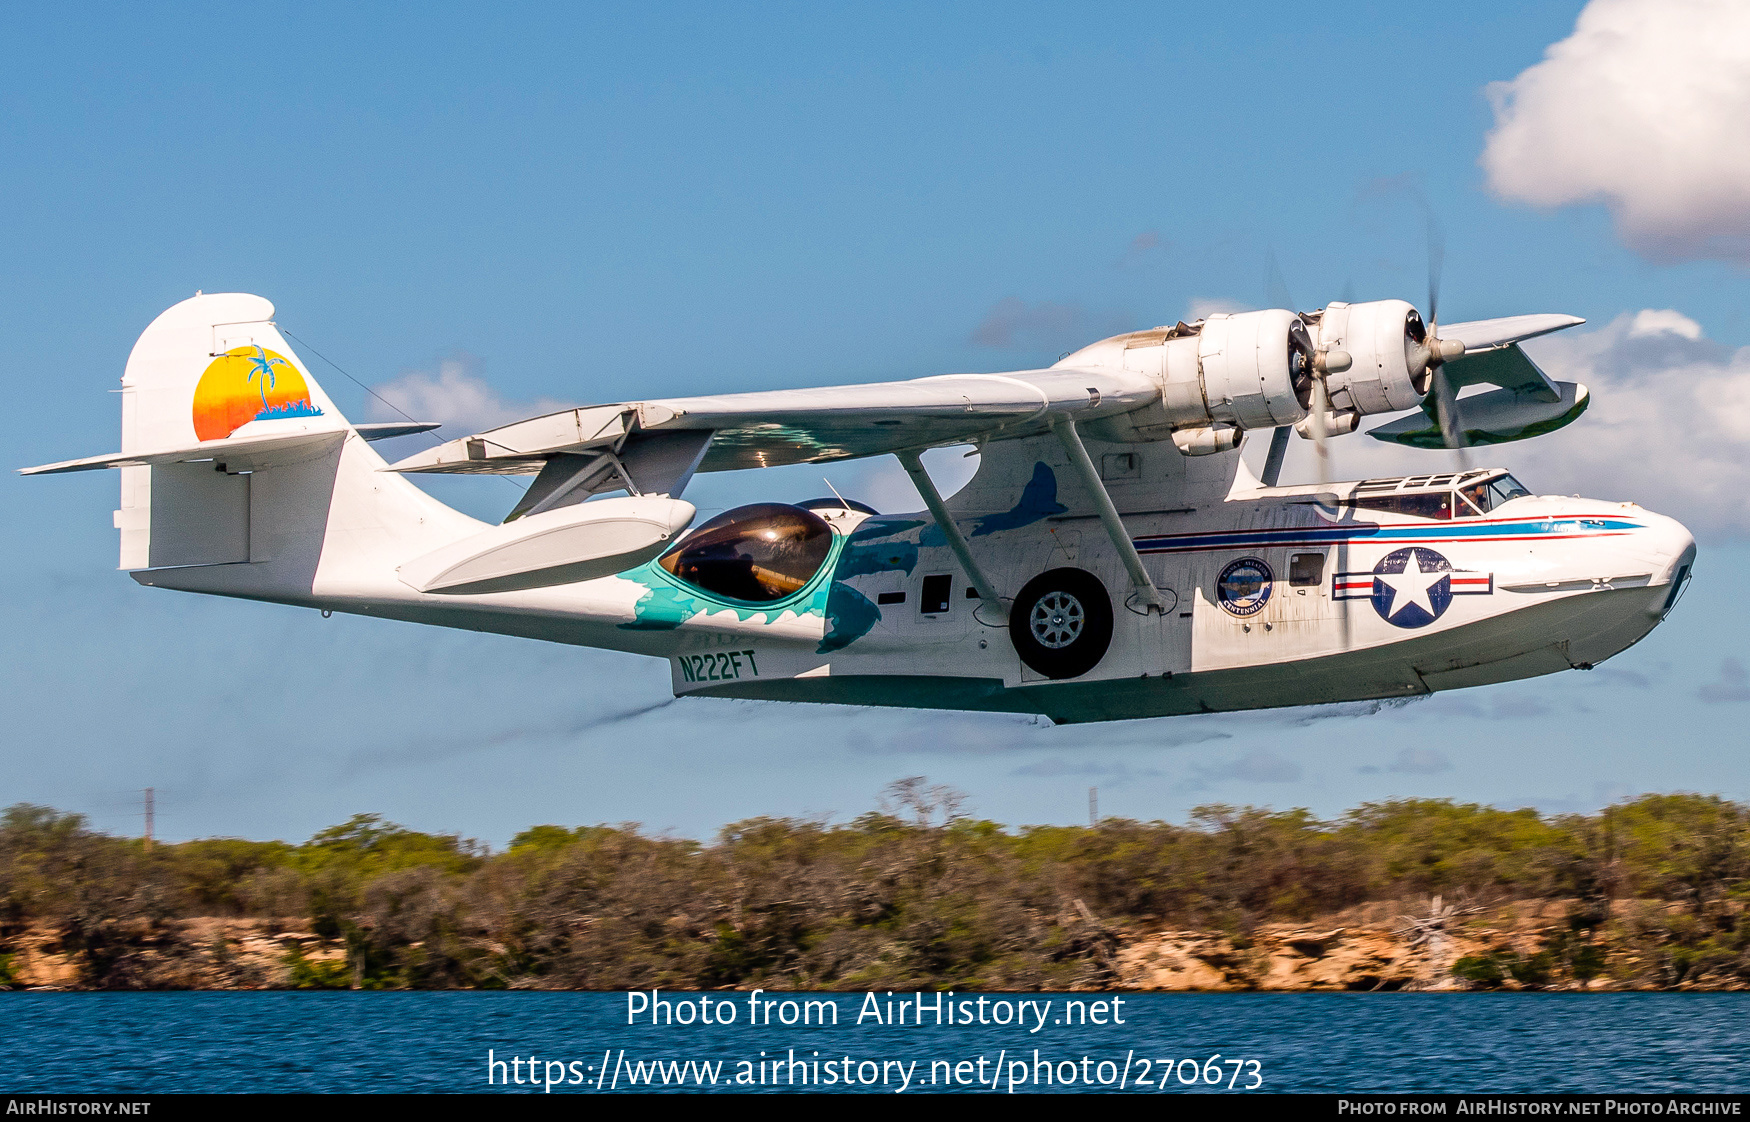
[4, 781, 1749, 990]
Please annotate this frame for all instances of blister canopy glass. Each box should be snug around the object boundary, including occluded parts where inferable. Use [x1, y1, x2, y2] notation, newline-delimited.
[657, 503, 834, 602]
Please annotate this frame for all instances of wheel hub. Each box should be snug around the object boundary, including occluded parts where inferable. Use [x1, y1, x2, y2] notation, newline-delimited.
[1030, 591, 1085, 649]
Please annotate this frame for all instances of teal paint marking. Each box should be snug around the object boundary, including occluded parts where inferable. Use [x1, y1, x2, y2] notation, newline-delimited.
[620, 581, 708, 630]
[617, 537, 846, 631]
[819, 582, 880, 653]
[972, 462, 1067, 536]
[836, 518, 923, 578]
[816, 517, 925, 652]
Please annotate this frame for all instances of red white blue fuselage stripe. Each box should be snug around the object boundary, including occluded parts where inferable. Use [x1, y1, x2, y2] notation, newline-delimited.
[1131, 515, 1643, 555]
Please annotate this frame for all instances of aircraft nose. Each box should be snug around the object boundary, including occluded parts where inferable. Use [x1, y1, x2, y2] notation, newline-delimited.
[1631, 509, 1696, 617]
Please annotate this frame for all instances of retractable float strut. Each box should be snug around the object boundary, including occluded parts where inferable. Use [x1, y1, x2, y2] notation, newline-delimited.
[1050, 417, 1167, 614]
[896, 449, 1006, 619]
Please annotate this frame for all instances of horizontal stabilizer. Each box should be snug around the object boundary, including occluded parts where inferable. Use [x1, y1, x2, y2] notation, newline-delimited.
[354, 422, 441, 441]
[20, 421, 347, 475]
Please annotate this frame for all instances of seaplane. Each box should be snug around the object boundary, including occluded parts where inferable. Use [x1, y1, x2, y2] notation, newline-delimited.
[23, 291, 1693, 724]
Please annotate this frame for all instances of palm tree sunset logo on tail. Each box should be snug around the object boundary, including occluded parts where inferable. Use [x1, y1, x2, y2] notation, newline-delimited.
[191, 344, 324, 440]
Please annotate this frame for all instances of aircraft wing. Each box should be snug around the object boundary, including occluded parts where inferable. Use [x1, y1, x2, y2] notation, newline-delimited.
[387, 367, 1160, 477]
[1438, 314, 1583, 403]
[1439, 313, 1583, 352]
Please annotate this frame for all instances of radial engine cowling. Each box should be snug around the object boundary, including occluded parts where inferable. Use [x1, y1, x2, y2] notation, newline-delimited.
[1314, 299, 1431, 415]
[1163, 309, 1312, 430]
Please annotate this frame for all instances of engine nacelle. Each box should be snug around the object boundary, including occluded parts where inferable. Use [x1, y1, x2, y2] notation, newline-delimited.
[1314, 299, 1430, 415]
[1170, 424, 1244, 456]
[1160, 309, 1311, 431]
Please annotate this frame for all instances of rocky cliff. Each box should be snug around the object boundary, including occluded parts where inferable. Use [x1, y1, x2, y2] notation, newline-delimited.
[1, 897, 1723, 991]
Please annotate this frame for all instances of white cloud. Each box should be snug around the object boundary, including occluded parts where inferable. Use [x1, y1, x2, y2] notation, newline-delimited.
[369, 354, 572, 433]
[1629, 310, 1702, 341]
[1327, 310, 1750, 538]
[1480, 0, 1750, 263]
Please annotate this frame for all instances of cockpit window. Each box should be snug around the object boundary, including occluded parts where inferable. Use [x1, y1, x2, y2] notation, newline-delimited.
[1488, 475, 1532, 506]
[1457, 482, 1490, 516]
[658, 503, 833, 602]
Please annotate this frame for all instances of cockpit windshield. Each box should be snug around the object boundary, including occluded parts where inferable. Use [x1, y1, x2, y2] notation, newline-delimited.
[1488, 474, 1532, 506]
[657, 503, 834, 602]
[1458, 474, 1532, 515]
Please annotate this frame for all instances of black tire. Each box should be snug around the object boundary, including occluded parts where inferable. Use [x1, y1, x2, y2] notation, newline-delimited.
[1010, 568, 1114, 680]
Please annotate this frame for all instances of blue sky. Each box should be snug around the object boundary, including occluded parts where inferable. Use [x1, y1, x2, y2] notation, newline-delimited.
[5, 1, 1748, 844]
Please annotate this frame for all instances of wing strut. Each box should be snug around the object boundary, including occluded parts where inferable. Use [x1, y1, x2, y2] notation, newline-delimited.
[1051, 417, 1167, 615]
[896, 449, 1007, 621]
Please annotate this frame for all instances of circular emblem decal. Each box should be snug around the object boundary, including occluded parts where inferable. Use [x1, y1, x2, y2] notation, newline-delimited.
[1217, 557, 1273, 617]
[1371, 547, 1454, 628]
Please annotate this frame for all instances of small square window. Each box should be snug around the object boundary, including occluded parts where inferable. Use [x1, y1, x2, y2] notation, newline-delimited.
[1290, 553, 1325, 587]
[1100, 452, 1140, 480]
[877, 591, 906, 605]
[920, 574, 953, 614]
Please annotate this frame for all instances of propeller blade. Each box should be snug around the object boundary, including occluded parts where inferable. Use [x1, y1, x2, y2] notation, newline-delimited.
[1429, 366, 1474, 469]
[1426, 210, 1445, 328]
[1431, 367, 1461, 448]
[1309, 372, 1331, 484]
[1265, 250, 1296, 312]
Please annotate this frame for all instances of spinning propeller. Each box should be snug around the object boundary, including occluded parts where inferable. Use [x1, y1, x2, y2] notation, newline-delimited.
[1264, 257, 1347, 487]
[1262, 224, 1476, 489]
[1410, 222, 1470, 461]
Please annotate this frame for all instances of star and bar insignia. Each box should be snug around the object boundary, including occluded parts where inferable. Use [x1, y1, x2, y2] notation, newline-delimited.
[1333, 547, 1493, 628]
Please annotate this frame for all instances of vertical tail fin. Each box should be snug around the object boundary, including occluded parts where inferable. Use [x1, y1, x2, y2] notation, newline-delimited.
[117, 293, 347, 569]
[104, 293, 480, 600]
[121, 293, 342, 454]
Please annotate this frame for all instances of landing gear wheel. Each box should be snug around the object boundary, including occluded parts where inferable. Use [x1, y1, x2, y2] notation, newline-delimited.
[1010, 568, 1114, 680]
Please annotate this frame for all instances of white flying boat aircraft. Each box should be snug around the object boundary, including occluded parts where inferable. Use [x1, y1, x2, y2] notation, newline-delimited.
[24, 292, 1694, 723]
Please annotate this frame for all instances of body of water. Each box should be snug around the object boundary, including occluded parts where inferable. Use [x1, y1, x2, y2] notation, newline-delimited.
[4, 991, 1745, 1094]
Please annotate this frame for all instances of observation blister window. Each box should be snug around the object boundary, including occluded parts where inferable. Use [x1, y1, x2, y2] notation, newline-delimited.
[657, 503, 833, 603]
